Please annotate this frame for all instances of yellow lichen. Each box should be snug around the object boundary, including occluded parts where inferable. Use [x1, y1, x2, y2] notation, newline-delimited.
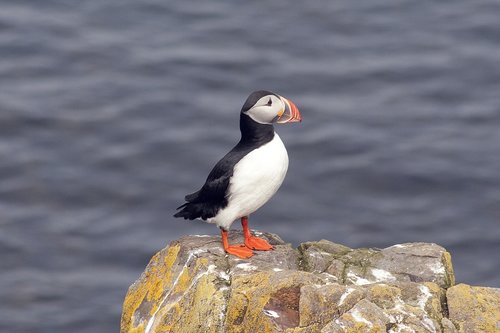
[447, 283, 500, 333]
[423, 282, 443, 317]
[171, 266, 191, 295]
[226, 271, 329, 333]
[147, 245, 181, 314]
[126, 324, 146, 333]
[367, 284, 400, 309]
[120, 245, 180, 332]
[340, 313, 385, 332]
[442, 251, 455, 287]
[147, 256, 226, 333]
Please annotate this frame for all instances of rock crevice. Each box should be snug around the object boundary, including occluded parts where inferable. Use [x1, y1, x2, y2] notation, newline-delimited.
[121, 232, 499, 333]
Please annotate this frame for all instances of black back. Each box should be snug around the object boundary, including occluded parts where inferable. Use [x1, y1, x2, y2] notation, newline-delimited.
[174, 110, 275, 221]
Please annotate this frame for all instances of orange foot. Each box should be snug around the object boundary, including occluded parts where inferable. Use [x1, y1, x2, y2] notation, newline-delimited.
[225, 244, 254, 259]
[221, 229, 254, 259]
[245, 236, 274, 251]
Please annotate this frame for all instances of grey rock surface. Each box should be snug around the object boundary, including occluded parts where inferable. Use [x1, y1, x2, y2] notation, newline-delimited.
[121, 231, 497, 333]
[299, 239, 455, 289]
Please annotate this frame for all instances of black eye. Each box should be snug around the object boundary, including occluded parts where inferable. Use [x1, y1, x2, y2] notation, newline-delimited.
[266, 98, 272, 106]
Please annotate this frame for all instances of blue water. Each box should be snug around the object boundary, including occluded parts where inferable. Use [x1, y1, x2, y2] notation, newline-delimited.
[1, 1, 499, 332]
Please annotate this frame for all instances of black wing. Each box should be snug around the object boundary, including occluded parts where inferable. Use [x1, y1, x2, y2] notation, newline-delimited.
[173, 150, 239, 220]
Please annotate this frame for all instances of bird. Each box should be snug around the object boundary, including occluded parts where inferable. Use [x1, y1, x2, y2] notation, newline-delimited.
[174, 90, 301, 258]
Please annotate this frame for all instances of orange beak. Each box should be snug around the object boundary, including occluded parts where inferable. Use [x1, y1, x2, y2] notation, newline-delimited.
[276, 96, 302, 123]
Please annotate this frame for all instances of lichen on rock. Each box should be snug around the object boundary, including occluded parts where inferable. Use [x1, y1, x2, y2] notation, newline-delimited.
[120, 231, 498, 333]
[446, 283, 500, 333]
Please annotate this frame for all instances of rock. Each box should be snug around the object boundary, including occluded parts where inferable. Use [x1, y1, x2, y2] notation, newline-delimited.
[120, 231, 496, 333]
[441, 318, 458, 333]
[305, 281, 446, 333]
[299, 240, 455, 289]
[447, 283, 500, 333]
[121, 232, 298, 333]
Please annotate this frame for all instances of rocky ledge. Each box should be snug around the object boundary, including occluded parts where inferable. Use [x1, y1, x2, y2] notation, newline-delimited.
[121, 232, 499, 333]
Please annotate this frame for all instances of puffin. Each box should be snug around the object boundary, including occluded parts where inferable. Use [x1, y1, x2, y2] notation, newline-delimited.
[174, 90, 301, 258]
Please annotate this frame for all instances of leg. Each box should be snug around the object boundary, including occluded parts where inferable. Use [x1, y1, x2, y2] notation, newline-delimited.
[221, 228, 254, 259]
[242, 216, 274, 251]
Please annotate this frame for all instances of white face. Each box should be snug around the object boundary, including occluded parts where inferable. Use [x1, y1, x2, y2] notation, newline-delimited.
[243, 94, 285, 124]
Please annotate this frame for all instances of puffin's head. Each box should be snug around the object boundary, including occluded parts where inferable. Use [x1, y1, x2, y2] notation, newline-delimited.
[241, 90, 301, 125]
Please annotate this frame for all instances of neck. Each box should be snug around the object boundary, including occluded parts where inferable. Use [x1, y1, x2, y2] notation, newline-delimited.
[239, 113, 274, 145]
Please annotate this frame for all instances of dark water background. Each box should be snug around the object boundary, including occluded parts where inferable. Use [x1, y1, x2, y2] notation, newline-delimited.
[1, 1, 500, 332]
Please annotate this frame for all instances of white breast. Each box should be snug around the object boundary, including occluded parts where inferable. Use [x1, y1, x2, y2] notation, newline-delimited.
[212, 133, 289, 229]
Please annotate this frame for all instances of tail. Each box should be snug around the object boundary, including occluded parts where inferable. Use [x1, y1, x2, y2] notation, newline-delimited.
[173, 202, 201, 220]
[174, 190, 221, 220]
[174, 189, 205, 219]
